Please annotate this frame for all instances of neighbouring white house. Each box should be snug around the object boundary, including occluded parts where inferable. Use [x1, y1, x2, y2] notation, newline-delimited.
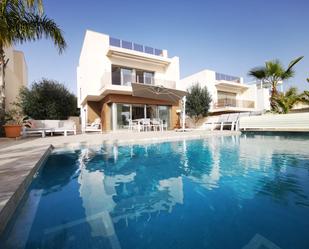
[178, 69, 270, 114]
[77, 30, 183, 132]
[2, 46, 28, 110]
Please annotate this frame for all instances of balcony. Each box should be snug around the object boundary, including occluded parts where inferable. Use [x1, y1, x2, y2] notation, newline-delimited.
[214, 98, 255, 109]
[100, 71, 176, 91]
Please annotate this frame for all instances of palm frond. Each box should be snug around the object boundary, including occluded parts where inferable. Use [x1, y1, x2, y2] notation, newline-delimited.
[248, 67, 266, 79]
[286, 56, 304, 72]
[272, 87, 301, 113]
[300, 91, 309, 104]
[265, 60, 285, 78]
[0, 0, 66, 53]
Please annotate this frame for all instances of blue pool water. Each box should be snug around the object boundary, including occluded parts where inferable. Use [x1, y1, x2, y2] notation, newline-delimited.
[1, 134, 309, 249]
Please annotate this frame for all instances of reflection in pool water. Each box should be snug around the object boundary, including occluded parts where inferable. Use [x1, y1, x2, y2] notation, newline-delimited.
[1, 134, 309, 249]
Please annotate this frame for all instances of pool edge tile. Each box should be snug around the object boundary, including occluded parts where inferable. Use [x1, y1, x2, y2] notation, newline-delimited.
[0, 145, 53, 235]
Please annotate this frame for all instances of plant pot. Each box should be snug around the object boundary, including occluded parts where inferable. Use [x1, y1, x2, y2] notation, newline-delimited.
[3, 125, 22, 138]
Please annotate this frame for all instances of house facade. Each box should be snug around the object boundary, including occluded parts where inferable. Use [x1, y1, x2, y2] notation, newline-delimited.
[2, 47, 28, 110]
[178, 69, 270, 114]
[77, 30, 181, 131]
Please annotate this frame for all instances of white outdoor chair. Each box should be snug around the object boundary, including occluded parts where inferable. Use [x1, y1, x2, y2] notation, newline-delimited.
[128, 119, 140, 132]
[141, 118, 151, 131]
[151, 119, 161, 131]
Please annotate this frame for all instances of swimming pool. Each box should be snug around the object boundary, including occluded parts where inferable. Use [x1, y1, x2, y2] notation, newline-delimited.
[1, 134, 309, 249]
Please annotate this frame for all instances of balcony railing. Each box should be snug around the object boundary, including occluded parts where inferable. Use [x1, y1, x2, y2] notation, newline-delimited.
[100, 72, 176, 90]
[109, 37, 164, 57]
[214, 98, 255, 109]
[215, 72, 241, 83]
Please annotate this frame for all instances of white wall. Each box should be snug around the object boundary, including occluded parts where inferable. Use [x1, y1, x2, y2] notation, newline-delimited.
[4, 47, 28, 110]
[256, 88, 271, 111]
[240, 85, 257, 102]
[77, 30, 110, 107]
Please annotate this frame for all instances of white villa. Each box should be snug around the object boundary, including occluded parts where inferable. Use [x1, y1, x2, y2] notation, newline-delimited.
[179, 69, 270, 114]
[77, 30, 273, 132]
[77, 30, 182, 132]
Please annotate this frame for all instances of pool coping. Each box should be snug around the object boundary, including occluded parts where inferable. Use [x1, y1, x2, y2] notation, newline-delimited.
[0, 145, 53, 235]
[0, 130, 239, 235]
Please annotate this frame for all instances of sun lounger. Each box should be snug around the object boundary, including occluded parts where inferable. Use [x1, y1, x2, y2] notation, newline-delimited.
[84, 118, 102, 133]
[210, 114, 230, 131]
[222, 113, 240, 131]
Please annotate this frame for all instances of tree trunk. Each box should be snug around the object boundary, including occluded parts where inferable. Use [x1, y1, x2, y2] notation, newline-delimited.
[0, 46, 6, 136]
[270, 81, 278, 111]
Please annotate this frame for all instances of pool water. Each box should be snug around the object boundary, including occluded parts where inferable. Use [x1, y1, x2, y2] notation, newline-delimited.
[1, 134, 309, 249]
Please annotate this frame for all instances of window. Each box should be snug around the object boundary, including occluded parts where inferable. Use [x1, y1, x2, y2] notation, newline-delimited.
[112, 66, 133, 86]
[217, 91, 237, 107]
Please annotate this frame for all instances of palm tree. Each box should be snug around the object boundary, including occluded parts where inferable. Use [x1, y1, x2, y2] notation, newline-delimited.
[300, 91, 309, 105]
[272, 87, 301, 114]
[248, 56, 303, 110]
[0, 0, 66, 118]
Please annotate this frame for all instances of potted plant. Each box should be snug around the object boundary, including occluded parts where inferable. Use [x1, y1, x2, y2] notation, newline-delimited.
[3, 107, 26, 138]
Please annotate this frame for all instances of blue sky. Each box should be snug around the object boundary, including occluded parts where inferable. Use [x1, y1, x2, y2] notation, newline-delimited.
[16, 0, 309, 94]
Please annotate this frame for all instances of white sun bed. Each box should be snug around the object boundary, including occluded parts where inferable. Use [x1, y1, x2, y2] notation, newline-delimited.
[84, 118, 102, 133]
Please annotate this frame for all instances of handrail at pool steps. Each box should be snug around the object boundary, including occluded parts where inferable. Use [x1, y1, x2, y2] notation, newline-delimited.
[239, 113, 309, 132]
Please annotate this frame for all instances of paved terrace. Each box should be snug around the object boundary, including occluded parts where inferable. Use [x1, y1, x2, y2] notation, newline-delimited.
[0, 130, 239, 233]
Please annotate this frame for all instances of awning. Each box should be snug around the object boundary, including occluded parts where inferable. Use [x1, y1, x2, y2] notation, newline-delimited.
[131, 83, 187, 103]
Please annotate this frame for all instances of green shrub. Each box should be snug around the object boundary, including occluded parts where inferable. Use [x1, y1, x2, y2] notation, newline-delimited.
[186, 83, 212, 123]
[18, 79, 79, 120]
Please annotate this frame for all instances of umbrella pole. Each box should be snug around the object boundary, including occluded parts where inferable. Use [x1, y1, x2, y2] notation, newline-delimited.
[182, 96, 186, 131]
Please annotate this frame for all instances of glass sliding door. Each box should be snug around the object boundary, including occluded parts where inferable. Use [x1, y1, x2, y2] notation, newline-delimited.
[112, 66, 121, 85]
[112, 104, 171, 130]
[121, 68, 133, 86]
[116, 104, 131, 129]
[146, 105, 157, 119]
[131, 105, 145, 120]
[217, 91, 237, 107]
[158, 106, 170, 128]
[135, 70, 154, 84]
[144, 72, 154, 85]
[136, 70, 144, 84]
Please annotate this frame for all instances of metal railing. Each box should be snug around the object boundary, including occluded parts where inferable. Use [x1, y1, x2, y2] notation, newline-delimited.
[109, 37, 163, 57]
[214, 98, 255, 108]
[100, 72, 176, 90]
[215, 72, 241, 83]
